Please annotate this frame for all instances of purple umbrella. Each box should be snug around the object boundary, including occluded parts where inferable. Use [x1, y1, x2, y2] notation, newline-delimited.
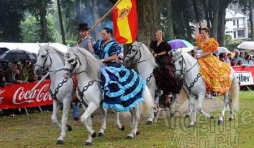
[168, 39, 194, 52]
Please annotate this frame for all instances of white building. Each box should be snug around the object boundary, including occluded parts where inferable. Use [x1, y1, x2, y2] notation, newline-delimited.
[225, 9, 248, 40]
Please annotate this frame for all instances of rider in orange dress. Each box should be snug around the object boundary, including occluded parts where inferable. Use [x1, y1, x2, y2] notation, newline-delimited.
[195, 23, 231, 94]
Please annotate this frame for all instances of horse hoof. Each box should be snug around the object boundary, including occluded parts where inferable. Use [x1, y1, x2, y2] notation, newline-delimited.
[136, 130, 140, 135]
[85, 142, 92, 146]
[154, 112, 157, 117]
[126, 136, 133, 139]
[229, 118, 234, 121]
[210, 115, 214, 119]
[185, 115, 190, 118]
[120, 125, 125, 131]
[170, 113, 175, 117]
[218, 120, 223, 125]
[146, 121, 153, 125]
[66, 125, 72, 131]
[98, 133, 104, 137]
[188, 125, 194, 128]
[56, 140, 63, 145]
[91, 132, 96, 138]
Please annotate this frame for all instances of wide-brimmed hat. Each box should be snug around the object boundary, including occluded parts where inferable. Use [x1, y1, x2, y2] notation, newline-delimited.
[77, 23, 90, 31]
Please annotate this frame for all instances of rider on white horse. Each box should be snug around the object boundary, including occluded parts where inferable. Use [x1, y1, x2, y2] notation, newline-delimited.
[150, 30, 182, 108]
[195, 23, 231, 95]
[93, 27, 147, 112]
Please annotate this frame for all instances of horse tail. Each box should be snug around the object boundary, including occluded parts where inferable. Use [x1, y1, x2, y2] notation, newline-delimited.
[140, 86, 154, 115]
[229, 75, 240, 111]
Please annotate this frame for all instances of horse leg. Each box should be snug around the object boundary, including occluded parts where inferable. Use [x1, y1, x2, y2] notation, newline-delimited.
[169, 94, 177, 117]
[228, 95, 234, 121]
[80, 103, 98, 146]
[98, 107, 107, 137]
[218, 93, 229, 125]
[146, 90, 157, 124]
[115, 112, 125, 131]
[127, 107, 140, 139]
[197, 94, 213, 119]
[188, 96, 196, 128]
[56, 99, 72, 144]
[51, 101, 62, 129]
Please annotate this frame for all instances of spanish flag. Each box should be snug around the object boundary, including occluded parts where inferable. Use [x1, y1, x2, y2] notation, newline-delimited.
[112, 0, 138, 44]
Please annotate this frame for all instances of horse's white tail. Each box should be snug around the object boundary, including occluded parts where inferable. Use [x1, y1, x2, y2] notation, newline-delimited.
[140, 86, 154, 115]
[229, 75, 239, 111]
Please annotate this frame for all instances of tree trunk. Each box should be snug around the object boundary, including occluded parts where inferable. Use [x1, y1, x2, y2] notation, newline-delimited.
[92, 0, 101, 39]
[166, 0, 174, 40]
[249, 1, 254, 39]
[136, 0, 155, 46]
[192, 0, 200, 21]
[217, 6, 226, 46]
[57, 0, 66, 44]
[75, 0, 80, 25]
[39, 7, 48, 42]
[202, 0, 211, 29]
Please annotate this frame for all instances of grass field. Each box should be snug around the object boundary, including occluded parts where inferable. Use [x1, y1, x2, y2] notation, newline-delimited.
[0, 91, 254, 148]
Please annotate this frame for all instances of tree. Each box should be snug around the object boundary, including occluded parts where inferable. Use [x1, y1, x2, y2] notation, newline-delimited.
[57, 0, 66, 44]
[20, 15, 58, 42]
[0, 0, 28, 42]
[27, 0, 53, 42]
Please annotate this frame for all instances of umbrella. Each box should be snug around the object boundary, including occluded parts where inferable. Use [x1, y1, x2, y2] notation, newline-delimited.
[0, 47, 9, 55]
[0, 49, 36, 63]
[217, 47, 231, 54]
[168, 39, 194, 52]
[237, 41, 254, 50]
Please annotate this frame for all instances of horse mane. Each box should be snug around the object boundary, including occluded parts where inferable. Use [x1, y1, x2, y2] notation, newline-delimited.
[50, 46, 66, 64]
[72, 46, 102, 81]
[135, 42, 158, 68]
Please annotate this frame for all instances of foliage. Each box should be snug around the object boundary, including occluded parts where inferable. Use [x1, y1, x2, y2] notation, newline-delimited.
[20, 15, 59, 42]
[0, 0, 29, 42]
[225, 34, 233, 45]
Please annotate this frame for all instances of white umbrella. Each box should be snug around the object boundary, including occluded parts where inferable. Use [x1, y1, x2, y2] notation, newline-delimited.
[217, 47, 231, 54]
[237, 41, 254, 50]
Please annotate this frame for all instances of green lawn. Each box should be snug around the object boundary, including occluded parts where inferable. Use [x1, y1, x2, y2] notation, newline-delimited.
[0, 91, 253, 148]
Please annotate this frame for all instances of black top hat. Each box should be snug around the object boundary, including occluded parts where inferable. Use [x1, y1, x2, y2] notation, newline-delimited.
[77, 23, 90, 30]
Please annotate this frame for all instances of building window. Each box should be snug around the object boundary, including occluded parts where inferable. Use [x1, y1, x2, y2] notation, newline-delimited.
[233, 20, 235, 25]
[238, 30, 245, 38]
[237, 20, 239, 28]
[234, 31, 236, 38]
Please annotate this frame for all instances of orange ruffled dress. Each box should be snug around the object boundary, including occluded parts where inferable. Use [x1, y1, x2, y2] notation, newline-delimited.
[196, 35, 231, 94]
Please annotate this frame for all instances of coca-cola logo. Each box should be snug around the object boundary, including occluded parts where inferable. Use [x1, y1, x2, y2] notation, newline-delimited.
[0, 90, 5, 104]
[13, 84, 52, 105]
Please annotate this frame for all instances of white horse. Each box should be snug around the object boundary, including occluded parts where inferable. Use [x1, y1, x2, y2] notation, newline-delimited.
[124, 41, 178, 123]
[63, 46, 153, 145]
[170, 51, 239, 127]
[34, 43, 76, 144]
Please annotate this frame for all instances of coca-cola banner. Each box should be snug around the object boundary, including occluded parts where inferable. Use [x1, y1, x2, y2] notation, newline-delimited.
[0, 80, 52, 109]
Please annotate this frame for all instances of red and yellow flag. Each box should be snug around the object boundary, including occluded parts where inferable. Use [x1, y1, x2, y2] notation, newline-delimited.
[112, 0, 138, 44]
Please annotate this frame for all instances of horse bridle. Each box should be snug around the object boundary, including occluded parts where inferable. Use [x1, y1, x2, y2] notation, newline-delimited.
[34, 49, 52, 73]
[173, 55, 198, 77]
[124, 42, 146, 65]
[64, 53, 83, 75]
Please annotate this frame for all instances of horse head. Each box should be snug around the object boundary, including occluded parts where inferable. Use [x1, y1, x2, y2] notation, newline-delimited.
[34, 42, 52, 75]
[124, 41, 143, 67]
[170, 50, 185, 78]
[63, 46, 81, 79]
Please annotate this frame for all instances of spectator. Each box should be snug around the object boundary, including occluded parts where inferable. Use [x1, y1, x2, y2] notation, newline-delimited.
[227, 53, 232, 61]
[233, 50, 243, 63]
[237, 60, 244, 66]
[244, 54, 254, 66]
[0, 71, 6, 87]
[231, 59, 237, 66]
[5, 64, 23, 83]
[219, 53, 225, 62]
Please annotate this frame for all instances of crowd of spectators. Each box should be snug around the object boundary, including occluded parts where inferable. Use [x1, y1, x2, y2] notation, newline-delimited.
[0, 60, 40, 88]
[190, 49, 254, 67]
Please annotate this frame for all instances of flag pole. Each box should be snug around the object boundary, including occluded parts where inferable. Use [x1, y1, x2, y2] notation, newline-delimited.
[74, 0, 122, 46]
